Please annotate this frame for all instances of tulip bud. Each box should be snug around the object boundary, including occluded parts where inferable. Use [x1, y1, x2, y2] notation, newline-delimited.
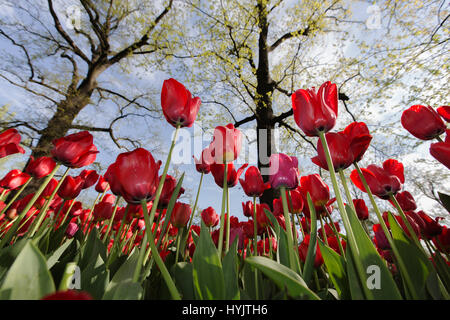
[171, 202, 191, 228]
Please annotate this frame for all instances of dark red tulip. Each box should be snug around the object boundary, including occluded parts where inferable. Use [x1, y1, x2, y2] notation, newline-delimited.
[159, 175, 185, 208]
[161, 78, 201, 128]
[239, 166, 270, 197]
[342, 122, 372, 162]
[201, 206, 219, 227]
[437, 106, 450, 122]
[42, 290, 92, 300]
[242, 201, 253, 218]
[432, 226, 449, 253]
[79, 170, 99, 189]
[106, 148, 161, 204]
[0, 169, 31, 190]
[327, 235, 346, 255]
[401, 105, 446, 140]
[193, 147, 213, 174]
[41, 178, 58, 199]
[274, 189, 304, 214]
[291, 81, 338, 137]
[171, 202, 191, 228]
[256, 203, 271, 228]
[416, 210, 442, 239]
[298, 235, 323, 268]
[95, 175, 110, 193]
[57, 176, 84, 200]
[312, 132, 354, 171]
[268, 153, 299, 189]
[209, 124, 242, 163]
[210, 162, 248, 188]
[350, 159, 404, 199]
[430, 130, 450, 169]
[318, 222, 340, 239]
[93, 196, 116, 222]
[0, 128, 25, 159]
[373, 224, 390, 250]
[393, 214, 420, 239]
[25, 156, 56, 179]
[353, 199, 369, 220]
[390, 191, 417, 212]
[51, 131, 98, 168]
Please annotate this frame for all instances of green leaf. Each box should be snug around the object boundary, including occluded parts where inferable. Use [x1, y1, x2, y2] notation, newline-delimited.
[222, 236, 240, 300]
[192, 222, 225, 300]
[79, 228, 107, 271]
[245, 256, 320, 300]
[438, 192, 450, 213]
[345, 205, 402, 300]
[80, 253, 109, 300]
[318, 239, 350, 300]
[103, 280, 143, 300]
[0, 238, 28, 282]
[0, 241, 55, 299]
[345, 244, 365, 300]
[46, 238, 74, 269]
[303, 193, 318, 284]
[103, 248, 139, 299]
[172, 262, 195, 300]
[264, 208, 290, 268]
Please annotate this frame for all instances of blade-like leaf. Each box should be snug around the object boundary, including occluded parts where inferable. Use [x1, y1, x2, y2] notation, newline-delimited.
[223, 236, 240, 300]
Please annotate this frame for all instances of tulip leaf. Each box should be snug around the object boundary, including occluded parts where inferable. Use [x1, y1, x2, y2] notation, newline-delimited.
[79, 228, 107, 271]
[318, 239, 350, 300]
[345, 244, 366, 300]
[245, 256, 320, 300]
[103, 280, 143, 300]
[263, 208, 289, 268]
[0, 238, 28, 281]
[222, 236, 240, 300]
[0, 241, 55, 299]
[192, 221, 225, 300]
[345, 205, 402, 300]
[172, 262, 195, 300]
[438, 192, 450, 213]
[302, 193, 318, 284]
[103, 248, 139, 299]
[46, 238, 74, 269]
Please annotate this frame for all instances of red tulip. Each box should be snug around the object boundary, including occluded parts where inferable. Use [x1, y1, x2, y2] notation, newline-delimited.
[318, 222, 340, 239]
[268, 153, 299, 189]
[416, 211, 442, 239]
[25, 156, 56, 179]
[327, 235, 346, 255]
[350, 159, 404, 199]
[311, 132, 354, 171]
[242, 201, 253, 218]
[79, 169, 99, 189]
[42, 290, 92, 300]
[201, 206, 219, 227]
[239, 166, 270, 197]
[390, 191, 417, 212]
[256, 203, 271, 228]
[0, 169, 30, 190]
[430, 130, 450, 170]
[342, 122, 372, 162]
[51, 131, 98, 168]
[401, 105, 446, 140]
[106, 148, 161, 204]
[0, 128, 25, 158]
[299, 174, 330, 207]
[161, 78, 201, 128]
[432, 226, 449, 253]
[65, 222, 79, 238]
[437, 106, 450, 122]
[291, 81, 338, 137]
[298, 235, 323, 268]
[93, 196, 116, 222]
[193, 147, 213, 174]
[159, 175, 185, 208]
[373, 224, 390, 250]
[171, 202, 191, 228]
[210, 162, 248, 188]
[209, 124, 242, 163]
[353, 199, 369, 220]
[57, 176, 84, 200]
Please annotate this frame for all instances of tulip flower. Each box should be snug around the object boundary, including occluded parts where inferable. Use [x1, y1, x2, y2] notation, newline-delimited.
[25, 156, 56, 179]
[373, 224, 391, 250]
[430, 130, 450, 169]
[210, 162, 248, 188]
[171, 202, 191, 228]
[51, 131, 98, 168]
[350, 159, 404, 199]
[159, 175, 185, 208]
[209, 124, 242, 163]
[390, 191, 417, 212]
[95, 175, 110, 193]
[57, 175, 84, 200]
[353, 199, 369, 220]
[312, 132, 354, 171]
[193, 147, 213, 174]
[401, 105, 446, 140]
[327, 235, 347, 255]
[298, 235, 323, 268]
[0, 128, 25, 159]
[65, 222, 79, 238]
[432, 226, 449, 253]
[79, 169, 99, 189]
[239, 166, 270, 197]
[268, 153, 299, 190]
[291, 81, 338, 137]
[161, 78, 201, 128]
[274, 189, 304, 214]
[0, 169, 31, 190]
[93, 198, 116, 222]
[416, 211, 442, 239]
[242, 200, 253, 218]
[256, 203, 271, 228]
[437, 106, 450, 122]
[42, 290, 92, 300]
[342, 122, 372, 162]
[299, 174, 330, 207]
[201, 206, 219, 227]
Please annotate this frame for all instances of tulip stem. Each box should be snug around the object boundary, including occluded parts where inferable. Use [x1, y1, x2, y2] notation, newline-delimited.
[295, 213, 305, 238]
[218, 164, 228, 257]
[280, 186, 298, 272]
[102, 197, 121, 243]
[0, 178, 32, 215]
[225, 183, 231, 253]
[353, 162, 419, 299]
[187, 172, 204, 231]
[252, 196, 259, 300]
[0, 164, 59, 248]
[175, 227, 183, 263]
[319, 216, 329, 246]
[83, 192, 102, 238]
[287, 191, 299, 247]
[323, 206, 345, 258]
[59, 200, 75, 227]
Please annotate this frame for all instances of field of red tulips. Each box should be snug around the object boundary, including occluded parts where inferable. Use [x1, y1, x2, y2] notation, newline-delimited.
[0, 78, 448, 301]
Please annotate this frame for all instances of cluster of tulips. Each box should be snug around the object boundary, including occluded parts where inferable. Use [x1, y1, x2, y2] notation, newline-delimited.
[0, 78, 448, 300]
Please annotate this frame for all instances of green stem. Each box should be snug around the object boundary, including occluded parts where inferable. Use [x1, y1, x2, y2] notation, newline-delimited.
[102, 197, 121, 242]
[175, 227, 183, 263]
[218, 163, 228, 257]
[59, 200, 75, 227]
[280, 186, 297, 271]
[252, 196, 259, 300]
[319, 216, 329, 246]
[323, 206, 345, 258]
[187, 172, 204, 231]
[225, 182, 231, 252]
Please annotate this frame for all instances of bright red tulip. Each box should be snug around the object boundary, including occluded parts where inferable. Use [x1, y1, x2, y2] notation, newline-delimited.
[159, 175, 185, 208]
[210, 162, 248, 188]
[298, 235, 323, 268]
[93, 196, 116, 222]
[311, 132, 354, 171]
[201, 206, 219, 227]
[242, 201, 253, 218]
[291, 81, 338, 137]
[209, 124, 242, 163]
[416, 210, 442, 239]
[327, 235, 346, 255]
[353, 199, 369, 220]
[79, 170, 99, 189]
[430, 130, 450, 169]
[42, 290, 92, 300]
[25, 156, 56, 179]
[57, 176, 84, 200]
[437, 106, 450, 122]
[256, 203, 271, 228]
[432, 226, 449, 253]
[342, 122, 372, 162]
[268, 153, 299, 189]
[299, 174, 330, 207]
[193, 147, 213, 174]
[41, 178, 58, 199]
[318, 222, 340, 239]
[51, 131, 98, 168]
[401, 105, 446, 140]
[239, 166, 270, 197]
[350, 159, 404, 199]
[390, 191, 417, 211]
[161, 78, 201, 128]
[171, 202, 191, 228]
[0, 128, 25, 158]
[0, 169, 31, 190]
[95, 175, 110, 193]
